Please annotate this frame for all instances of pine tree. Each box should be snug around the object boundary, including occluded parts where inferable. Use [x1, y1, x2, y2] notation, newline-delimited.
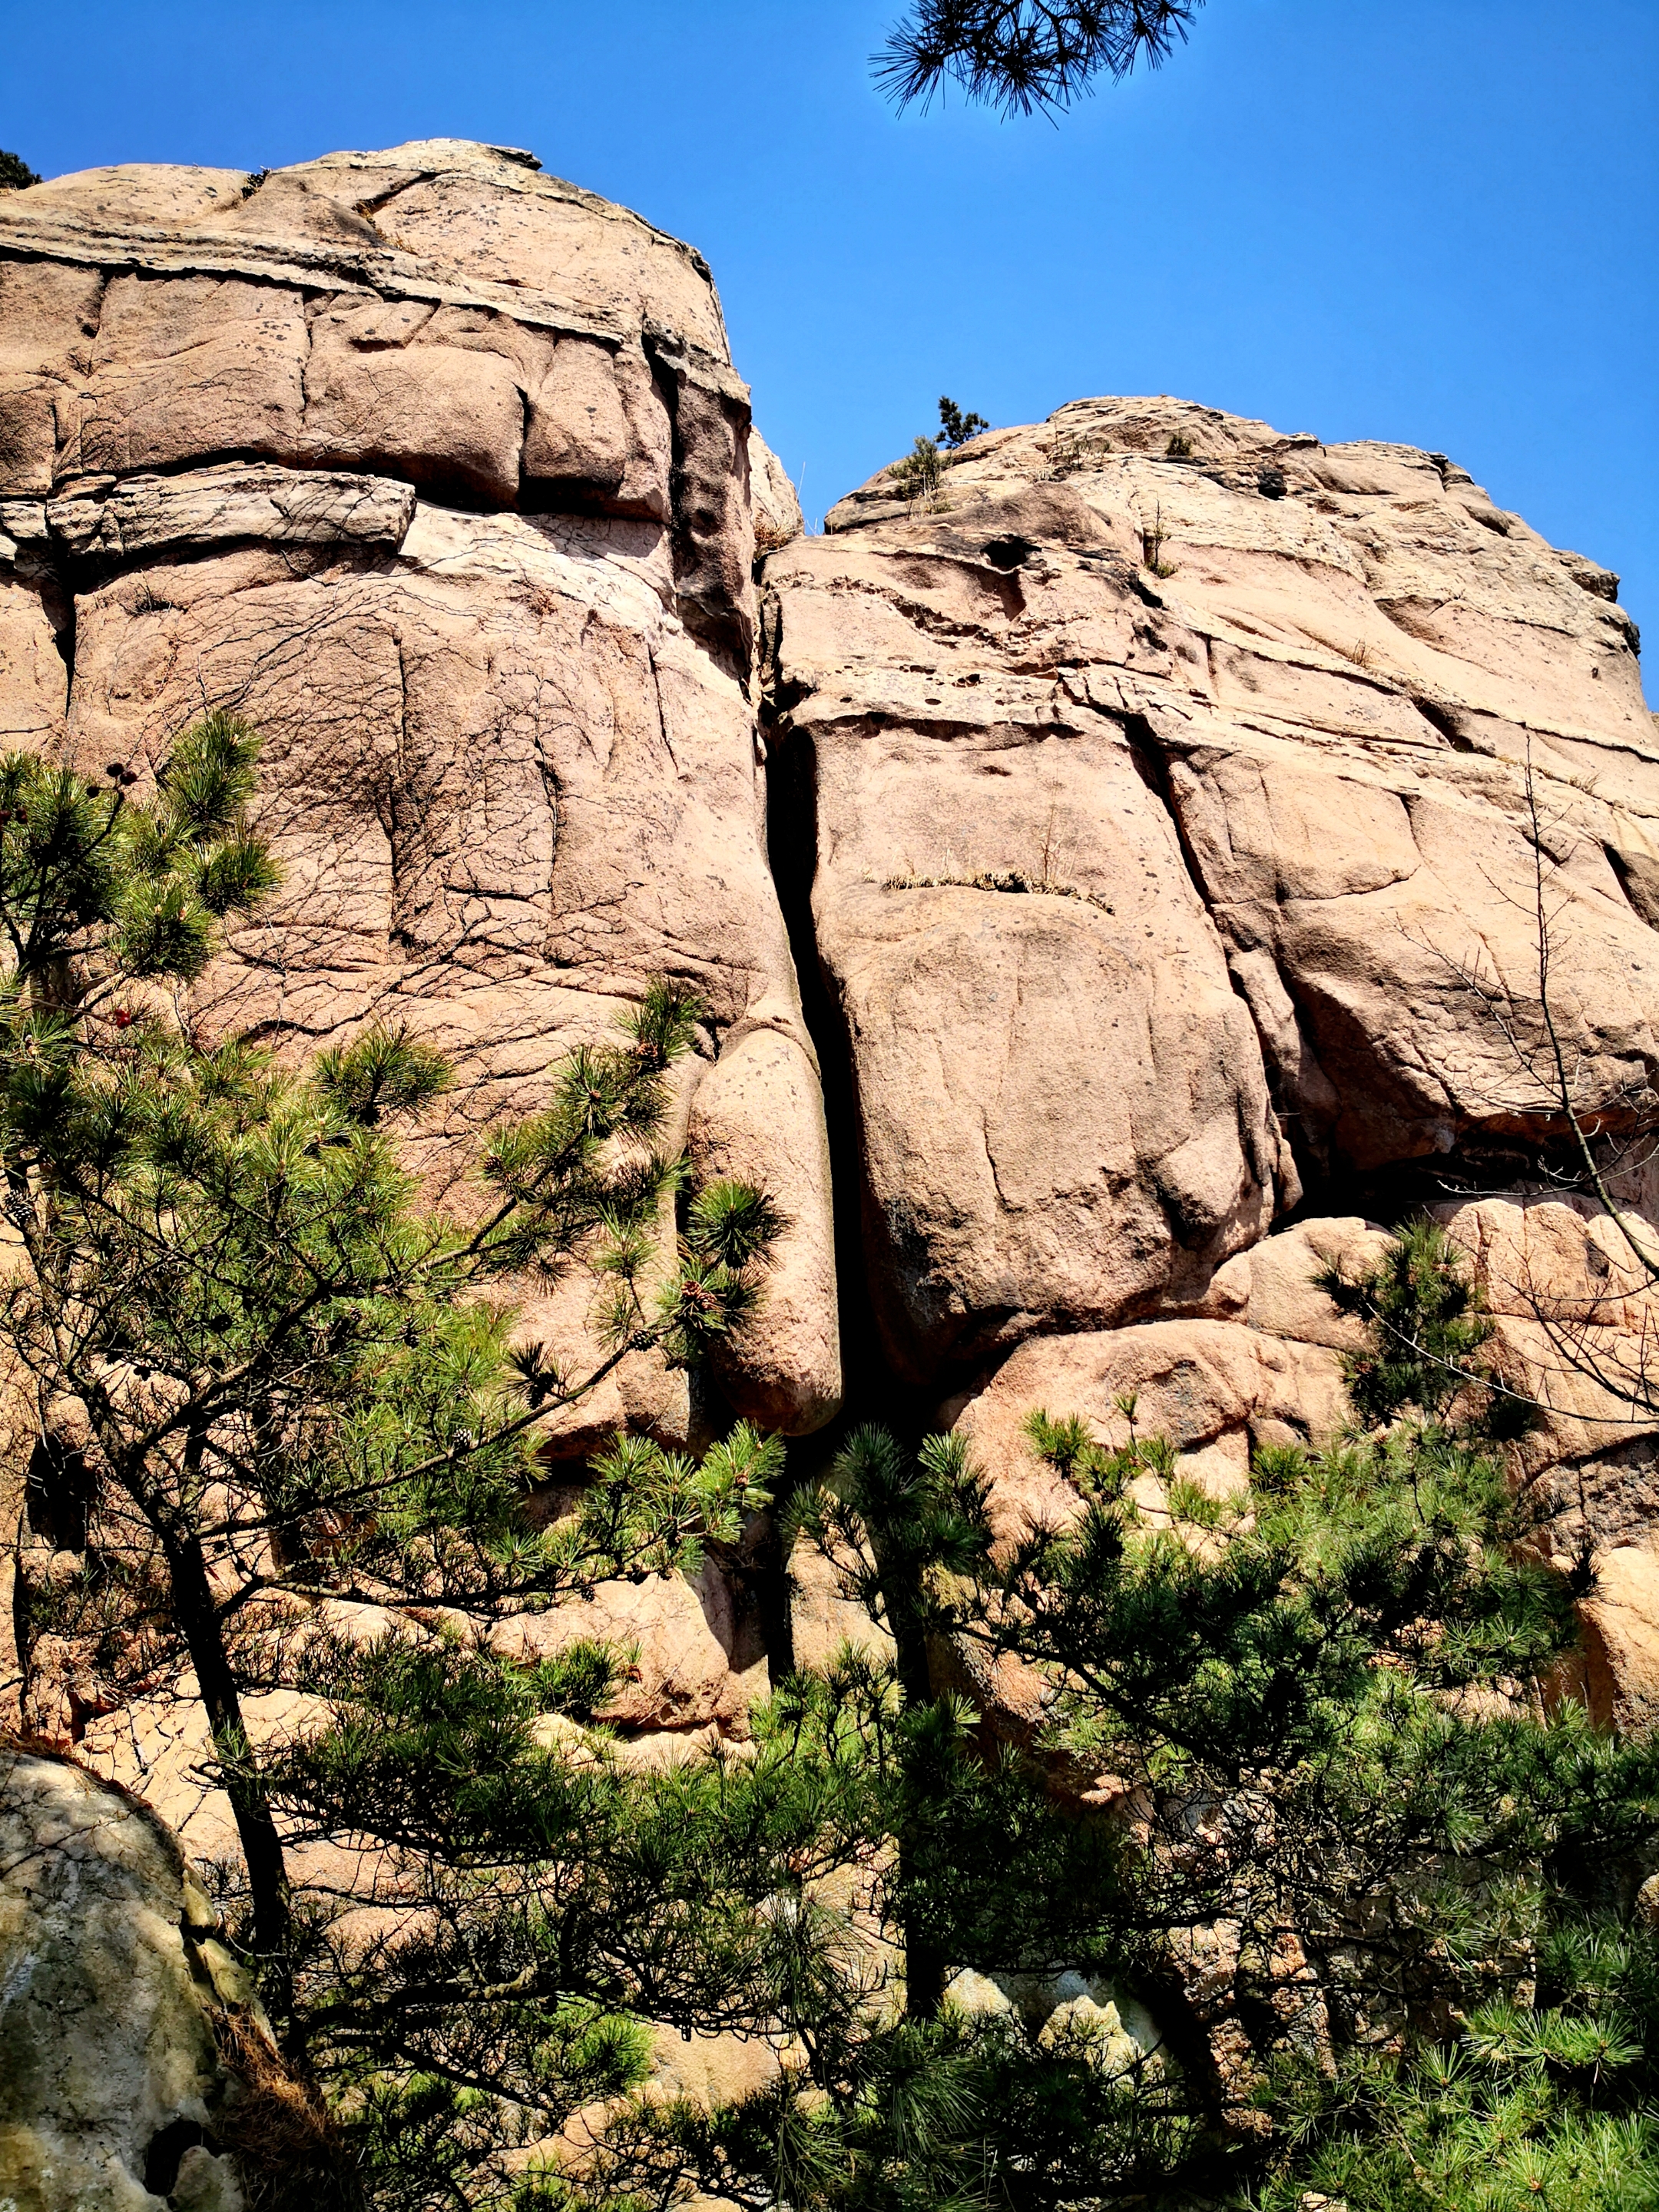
[0, 720, 782, 2048]
[572, 1224, 1657, 2210]
[935, 397, 989, 449]
[876, 2, 1204, 118]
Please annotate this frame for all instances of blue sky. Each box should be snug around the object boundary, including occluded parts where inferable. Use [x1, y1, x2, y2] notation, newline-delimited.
[4, 1, 1655, 662]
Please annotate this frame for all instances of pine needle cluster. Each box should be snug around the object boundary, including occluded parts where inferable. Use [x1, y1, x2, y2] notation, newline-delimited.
[0, 722, 784, 2051]
[876, 2, 1203, 118]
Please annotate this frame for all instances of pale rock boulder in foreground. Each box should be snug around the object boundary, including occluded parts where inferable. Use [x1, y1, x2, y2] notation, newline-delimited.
[0, 1747, 266, 2212]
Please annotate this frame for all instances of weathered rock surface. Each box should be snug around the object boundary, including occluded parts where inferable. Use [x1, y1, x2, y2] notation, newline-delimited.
[0, 144, 839, 1455]
[0, 1747, 253, 2212]
[0, 144, 839, 1814]
[773, 396, 1656, 1390]
[768, 392, 1657, 1701]
[5, 151, 1659, 1782]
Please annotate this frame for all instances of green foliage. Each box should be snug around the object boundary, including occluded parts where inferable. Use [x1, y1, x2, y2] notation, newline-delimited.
[1249, 1912, 1659, 2210]
[1164, 429, 1194, 458]
[936, 396, 989, 448]
[0, 147, 41, 188]
[1322, 1217, 1538, 1439]
[312, 1024, 452, 1126]
[691, 1227, 1656, 2210]
[0, 716, 272, 999]
[889, 435, 945, 502]
[1, 714, 784, 2058]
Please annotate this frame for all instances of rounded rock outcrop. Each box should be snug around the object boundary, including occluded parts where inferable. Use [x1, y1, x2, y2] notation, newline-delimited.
[0, 1747, 258, 2212]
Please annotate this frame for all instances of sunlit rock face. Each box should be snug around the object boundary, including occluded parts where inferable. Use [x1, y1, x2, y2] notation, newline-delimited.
[766, 393, 1659, 1712]
[5, 144, 1659, 1744]
[0, 1746, 255, 2212]
[0, 142, 838, 1452]
[771, 392, 1654, 1380]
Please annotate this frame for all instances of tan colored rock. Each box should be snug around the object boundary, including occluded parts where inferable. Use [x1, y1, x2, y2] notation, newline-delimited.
[1196, 1215, 1392, 1347]
[492, 1555, 770, 1737]
[77, 1687, 328, 1867]
[688, 1020, 841, 1435]
[748, 428, 803, 548]
[0, 148, 843, 1819]
[71, 273, 310, 480]
[1433, 1195, 1659, 1464]
[768, 392, 1659, 1724]
[0, 141, 757, 663]
[0, 144, 837, 1456]
[45, 462, 417, 558]
[0, 260, 106, 497]
[285, 141, 731, 354]
[766, 515, 1282, 1378]
[788, 1528, 896, 1673]
[0, 564, 65, 741]
[788, 396, 1657, 1336]
[5, 164, 249, 229]
[1579, 1545, 1659, 1727]
[55, 499, 829, 1435]
[949, 1316, 1350, 1538]
[1426, 1195, 1659, 1721]
[0, 1747, 250, 2212]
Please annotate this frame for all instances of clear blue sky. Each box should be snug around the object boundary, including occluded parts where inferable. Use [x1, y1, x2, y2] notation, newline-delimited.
[4, 1, 1656, 663]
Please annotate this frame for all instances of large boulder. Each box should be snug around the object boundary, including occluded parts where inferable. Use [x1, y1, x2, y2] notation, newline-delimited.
[767, 395, 1657, 1710]
[0, 146, 838, 1823]
[0, 144, 839, 1449]
[770, 395, 1655, 1385]
[0, 1747, 263, 2212]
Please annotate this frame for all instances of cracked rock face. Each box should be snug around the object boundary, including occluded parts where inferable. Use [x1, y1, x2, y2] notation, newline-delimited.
[5, 151, 1659, 1768]
[770, 395, 1657, 1379]
[0, 141, 840, 1452]
[768, 392, 1659, 1717]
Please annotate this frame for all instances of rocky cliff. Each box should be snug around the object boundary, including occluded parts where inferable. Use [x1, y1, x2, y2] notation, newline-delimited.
[773, 393, 1659, 1719]
[3, 144, 1657, 1813]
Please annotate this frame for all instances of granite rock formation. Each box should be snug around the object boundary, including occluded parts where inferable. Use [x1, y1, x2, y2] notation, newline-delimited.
[0, 140, 840, 1465]
[3, 150, 1658, 1823]
[0, 1746, 265, 2212]
[768, 392, 1659, 1717]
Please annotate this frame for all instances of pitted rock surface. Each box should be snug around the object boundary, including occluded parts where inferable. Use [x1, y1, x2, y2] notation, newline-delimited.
[0, 1747, 251, 2212]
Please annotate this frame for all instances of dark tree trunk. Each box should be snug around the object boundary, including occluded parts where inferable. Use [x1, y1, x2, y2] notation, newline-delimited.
[162, 1524, 297, 2032]
[887, 1597, 948, 2022]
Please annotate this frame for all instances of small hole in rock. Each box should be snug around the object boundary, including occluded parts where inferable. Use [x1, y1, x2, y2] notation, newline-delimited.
[144, 2118, 209, 2197]
[981, 535, 1038, 571]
